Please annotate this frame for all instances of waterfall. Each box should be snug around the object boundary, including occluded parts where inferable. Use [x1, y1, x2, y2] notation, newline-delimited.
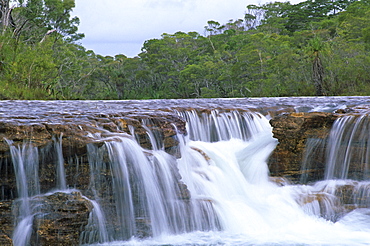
[86, 132, 220, 241]
[54, 134, 67, 190]
[7, 140, 39, 246]
[142, 118, 164, 151]
[300, 138, 326, 183]
[6, 107, 370, 246]
[325, 114, 370, 180]
[177, 109, 269, 142]
[298, 113, 370, 224]
[80, 198, 109, 244]
[8, 136, 106, 246]
[103, 109, 370, 245]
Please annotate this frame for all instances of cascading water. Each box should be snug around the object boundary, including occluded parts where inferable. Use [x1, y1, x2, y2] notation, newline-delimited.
[85, 131, 220, 243]
[8, 140, 39, 246]
[6, 103, 370, 246]
[325, 114, 370, 180]
[54, 134, 67, 190]
[176, 109, 268, 142]
[80, 198, 109, 244]
[94, 109, 370, 246]
[9, 136, 101, 246]
[300, 113, 370, 222]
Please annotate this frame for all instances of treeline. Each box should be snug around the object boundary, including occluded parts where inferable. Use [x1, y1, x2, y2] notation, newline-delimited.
[1, 0, 370, 99]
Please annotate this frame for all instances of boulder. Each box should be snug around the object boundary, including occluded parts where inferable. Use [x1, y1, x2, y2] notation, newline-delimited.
[268, 112, 339, 183]
[30, 191, 92, 245]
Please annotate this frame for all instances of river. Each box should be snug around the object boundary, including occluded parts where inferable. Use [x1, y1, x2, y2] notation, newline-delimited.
[3, 96, 370, 246]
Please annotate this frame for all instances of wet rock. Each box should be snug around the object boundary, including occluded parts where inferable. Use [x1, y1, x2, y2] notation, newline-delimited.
[0, 110, 189, 244]
[135, 217, 152, 238]
[0, 201, 13, 246]
[178, 181, 191, 200]
[296, 181, 370, 222]
[0, 122, 51, 152]
[269, 176, 291, 186]
[297, 192, 346, 222]
[30, 191, 92, 245]
[0, 112, 186, 155]
[268, 112, 339, 183]
[3, 103, 366, 243]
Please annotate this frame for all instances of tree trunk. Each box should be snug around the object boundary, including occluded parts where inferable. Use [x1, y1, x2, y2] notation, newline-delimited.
[0, 0, 14, 33]
[312, 52, 324, 96]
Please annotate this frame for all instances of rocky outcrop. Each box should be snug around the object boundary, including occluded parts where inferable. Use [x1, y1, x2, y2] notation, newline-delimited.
[0, 112, 186, 154]
[0, 201, 12, 245]
[0, 112, 186, 197]
[30, 192, 92, 245]
[268, 112, 339, 183]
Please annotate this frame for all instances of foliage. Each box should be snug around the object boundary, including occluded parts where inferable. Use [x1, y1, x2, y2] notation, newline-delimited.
[0, 0, 369, 99]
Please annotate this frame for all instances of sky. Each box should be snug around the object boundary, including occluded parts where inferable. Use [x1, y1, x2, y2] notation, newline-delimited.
[72, 0, 264, 58]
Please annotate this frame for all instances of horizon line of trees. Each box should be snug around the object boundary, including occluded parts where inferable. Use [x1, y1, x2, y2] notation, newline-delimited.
[1, 0, 370, 100]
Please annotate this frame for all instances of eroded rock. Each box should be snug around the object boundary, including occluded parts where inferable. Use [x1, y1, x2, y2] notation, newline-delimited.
[0, 201, 12, 246]
[268, 112, 339, 182]
[28, 191, 92, 245]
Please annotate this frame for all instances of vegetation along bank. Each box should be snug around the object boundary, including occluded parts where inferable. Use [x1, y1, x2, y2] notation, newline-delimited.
[1, 0, 369, 99]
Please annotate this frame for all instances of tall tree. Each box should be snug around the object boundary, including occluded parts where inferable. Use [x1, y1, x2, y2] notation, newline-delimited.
[2, 0, 83, 43]
[309, 37, 326, 95]
[0, 0, 15, 33]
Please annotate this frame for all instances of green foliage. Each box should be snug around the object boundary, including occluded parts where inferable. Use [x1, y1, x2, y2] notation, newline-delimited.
[0, 0, 369, 99]
[0, 0, 84, 99]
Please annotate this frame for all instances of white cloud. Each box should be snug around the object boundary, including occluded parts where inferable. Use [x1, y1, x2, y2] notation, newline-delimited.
[73, 0, 259, 57]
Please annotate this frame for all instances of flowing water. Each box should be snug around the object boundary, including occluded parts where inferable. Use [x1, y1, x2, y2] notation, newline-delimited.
[7, 140, 39, 246]
[3, 96, 370, 246]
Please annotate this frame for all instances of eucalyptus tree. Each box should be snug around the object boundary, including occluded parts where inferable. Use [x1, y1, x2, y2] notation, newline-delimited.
[0, 0, 15, 33]
[1, 0, 83, 43]
[0, 0, 85, 98]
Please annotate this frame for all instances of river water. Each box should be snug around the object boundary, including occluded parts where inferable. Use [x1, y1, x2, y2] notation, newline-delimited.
[1, 96, 369, 120]
[4, 96, 370, 246]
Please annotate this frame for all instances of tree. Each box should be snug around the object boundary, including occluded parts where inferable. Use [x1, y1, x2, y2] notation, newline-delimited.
[43, 0, 84, 42]
[0, 0, 15, 33]
[0, 0, 85, 99]
[308, 37, 326, 95]
[2, 0, 83, 43]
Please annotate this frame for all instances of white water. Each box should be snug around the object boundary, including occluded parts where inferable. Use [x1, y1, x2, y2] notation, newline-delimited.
[7, 140, 40, 246]
[86, 111, 370, 246]
[54, 134, 67, 190]
[325, 115, 370, 180]
[8, 109, 370, 246]
[90, 132, 370, 245]
[80, 198, 109, 244]
[85, 132, 220, 242]
[8, 136, 77, 246]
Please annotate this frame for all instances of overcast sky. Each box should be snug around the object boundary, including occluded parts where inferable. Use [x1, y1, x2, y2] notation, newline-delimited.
[72, 0, 267, 57]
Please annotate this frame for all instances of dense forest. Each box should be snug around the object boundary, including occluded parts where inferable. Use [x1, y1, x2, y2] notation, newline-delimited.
[0, 0, 369, 99]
